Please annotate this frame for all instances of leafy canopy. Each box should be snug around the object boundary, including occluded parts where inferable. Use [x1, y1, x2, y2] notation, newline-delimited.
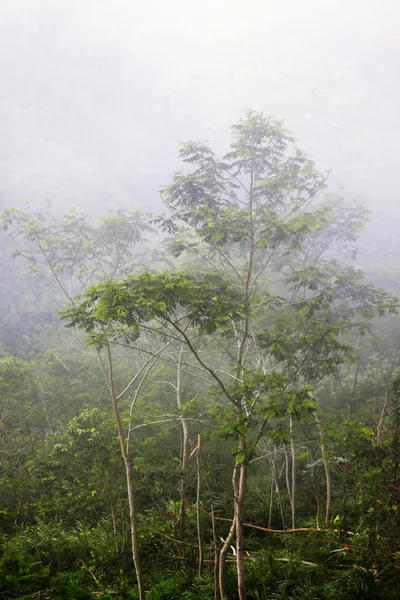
[62, 271, 245, 346]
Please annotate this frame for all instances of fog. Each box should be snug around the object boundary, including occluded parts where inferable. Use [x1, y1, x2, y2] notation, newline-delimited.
[0, 0, 399, 220]
[2, 6, 400, 594]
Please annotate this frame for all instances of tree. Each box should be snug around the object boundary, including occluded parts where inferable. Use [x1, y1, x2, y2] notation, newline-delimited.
[63, 112, 394, 599]
[30, 408, 124, 528]
[1, 204, 153, 308]
[1, 204, 158, 600]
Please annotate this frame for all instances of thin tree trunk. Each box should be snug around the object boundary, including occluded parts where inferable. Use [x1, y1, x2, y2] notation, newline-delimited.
[125, 457, 145, 600]
[211, 503, 219, 600]
[377, 385, 389, 442]
[196, 434, 204, 576]
[219, 466, 238, 600]
[235, 461, 247, 600]
[99, 345, 146, 600]
[271, 448, 286, 530]
[289, 415, 296, 530]
[110, 504, 119, 554]
[121, 501, 126, 554]
[284, 446, 292, 509]
[176, 345, 190, 539]
[276, 480, 286, 531]
[312, 491, 321, 530]
[314, 410, 331, 528]
[352, 358, 361, 394]
[268, 468, 274, 529]
[230, 166, 255, 600]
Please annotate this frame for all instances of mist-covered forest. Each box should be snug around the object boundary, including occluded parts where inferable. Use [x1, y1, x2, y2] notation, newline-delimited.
[1, 2, 400, 600]
[1, 110, 400, 600]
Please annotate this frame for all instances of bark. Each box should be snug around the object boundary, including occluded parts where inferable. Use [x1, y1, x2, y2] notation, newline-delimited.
[289, 415, 296, 530]
[271, 450, 286, 531]
[219, 466, 238, 600]
[314, 410, 331, 528]
[211, 503, 219, 600]
[176, 345, 190, 539]
[235, 461, 247, 600]
[284, 446, 292, 509]
[219, 517, 236, 600]
[313, 491, 321, 530]
[268, 468, 274, 529]
[100, 345, 146, 600]
[110, 504, 119, 554]
[196, 434, 204, 576]
[230, 166, 255, 600]
[377, 385, 389, 442]
[121, 502, 126, 554]
[352, 358, 361, 394]
[125, 457, 145, 600]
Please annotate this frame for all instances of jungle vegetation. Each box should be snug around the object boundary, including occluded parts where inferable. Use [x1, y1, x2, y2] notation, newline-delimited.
[1, 111, 400, 599]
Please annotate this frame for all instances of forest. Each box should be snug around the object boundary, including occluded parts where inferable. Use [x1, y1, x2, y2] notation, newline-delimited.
[1, 111, 400, 600]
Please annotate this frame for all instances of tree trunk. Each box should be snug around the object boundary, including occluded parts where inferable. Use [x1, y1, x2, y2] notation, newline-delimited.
[235, 460, 247, 600]
[271, 448, 286, 530]
[284, 446, 292, 509]
[121, 501, 126, 554]
[377, 385, 389, 442]
[100, 345, 146, 600]
[176, 345, 190, 539]
[196, 434, 204, 576]
[177, 423, 190, 538]
[219, 519, 236, 600]
[228, 166, 254, 600]
[268, 467, 274, 529]
[219, 466, 238, 600]
[314, 410, 331, 528]
[125, 457, 146, 600]
[289, 415, 296, 530]
[110, 504, 119, 554]
[212, 503, 219, 600]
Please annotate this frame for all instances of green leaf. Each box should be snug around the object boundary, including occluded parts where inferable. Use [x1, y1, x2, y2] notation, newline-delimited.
[235, 451, 246, 465]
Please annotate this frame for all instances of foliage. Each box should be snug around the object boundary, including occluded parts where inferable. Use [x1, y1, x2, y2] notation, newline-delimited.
[0, 112, 400, 598]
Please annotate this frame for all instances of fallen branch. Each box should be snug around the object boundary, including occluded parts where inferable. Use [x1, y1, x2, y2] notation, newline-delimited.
[201, 508, 322, 534]
[275, 557, 318, 567]
[185, 505, 400, 566]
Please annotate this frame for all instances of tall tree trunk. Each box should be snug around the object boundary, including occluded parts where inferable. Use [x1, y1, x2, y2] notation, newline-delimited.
[196, 434, 204, 576]
[289, 415, 296, 530]
[284, 446, 292, 509]
[110, 504, 119, 554]
[176, 345, 190, 539]
[219, 519, 236, 600]
[377, 385, 389, 442]
[219, 167, 256, 599]
[376, 358, 390, 442]
[211, 503, 219, 600]
[219, 466, 238, 600]
[268, 467, 274, 529]
[271, 448, 286, 530]
[100, 345, 146, 600]
[235, 460, 247, 600]
[121, 501, 126, 554]
[125, 457, 145, 600]
[314, 410, 331, 528]
[275, 479, 286, 531]
[232, 167, 255, 599]
[352, 357, 361, 395]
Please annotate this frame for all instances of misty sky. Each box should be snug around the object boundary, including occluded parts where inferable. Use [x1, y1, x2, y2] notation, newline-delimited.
[0, 0, 399, 219]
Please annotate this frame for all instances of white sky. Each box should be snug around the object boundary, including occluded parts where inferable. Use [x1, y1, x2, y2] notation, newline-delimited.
[0, 0, 399, 216]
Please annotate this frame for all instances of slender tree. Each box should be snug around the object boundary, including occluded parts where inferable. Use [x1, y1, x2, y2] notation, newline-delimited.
[1, 205, 157, 599]
[62, 112, 395, 598]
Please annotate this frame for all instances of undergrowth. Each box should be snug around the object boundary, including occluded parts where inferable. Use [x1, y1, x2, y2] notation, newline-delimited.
[1, 521, 400, 599]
